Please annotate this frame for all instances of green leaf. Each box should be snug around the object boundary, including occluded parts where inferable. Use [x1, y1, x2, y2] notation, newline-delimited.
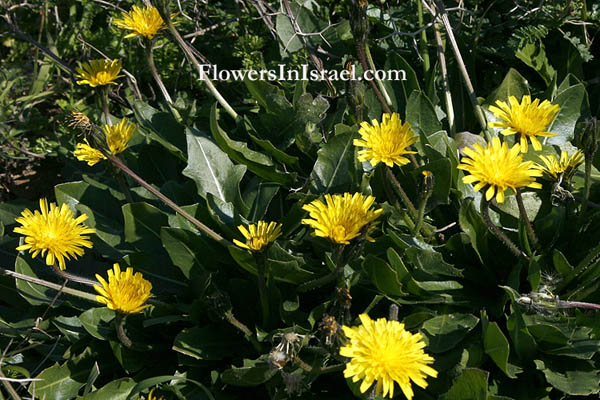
[458, 198, 489, 263]
[160, 227, 215, 279]
[516, 39, 556, 85]
[405, 247, 463, 278]
[482, 311, 522, 378]
[30, 349, 95, 400]
[79, 307, 115, 341]
[362, 254, 407, 296]
[406, 90, 442, 136]
[440, 368, 489, 400]
[546, 83, 585, 145]
[422, 313, 479, 353]
[183, 127, 246, 203]
[242, 178, 280, 221]
[534, 358, 600, 395]
[131, 100, 186, 160]
[172, 326, 243, 360]
[221, 359, 278, 387]
[310, 130, 358, 194]
[552, 249, 573, 278]
[14, 256, 54, 306]
[210, 105, 295, 186]
[387, 248, 424, 295]
[484, 68, 530, 106]
[385, 54, 420, 113]
[122, 203, 168, 254]
[80, 378, 136, 400]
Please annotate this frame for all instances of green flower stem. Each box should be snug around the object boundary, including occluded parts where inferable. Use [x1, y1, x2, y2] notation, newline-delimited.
[364, 44, 392, 109]
[515, 189, 540, 251]
[297, 245, 345, 293]
[223, 310, 262, 353]
[480, 196, 526, 260]
[429, 0, 488, 137]
[413, 184, 433, 238]
[157, 2, 239, 121]
[146, 40, 173, 105]
[115, 312, 133, 348]
[387, 168, 434, 238]
[417, 0, 431, 77]
[254, 252, 270, 326]
[311, 363, 345, 376]
[433, 22, 455, 136]
[101, 86, 111, 126]
[114, 166, 134, 204]
[0, 267, 98, 302]
[107, 154, 231, 247]
[51, 264, 98, 287]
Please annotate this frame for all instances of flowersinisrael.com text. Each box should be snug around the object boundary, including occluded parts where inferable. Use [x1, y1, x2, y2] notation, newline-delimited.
[198, 64, 407, 82]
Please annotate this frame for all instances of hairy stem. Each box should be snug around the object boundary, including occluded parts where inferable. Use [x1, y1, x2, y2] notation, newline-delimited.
[481, 196, 526, 260]
[115, 312, 132, 348]
[386, 167, 418, 219]
[417, 0, 431, 77]
[255, 252, 270, 326]
[516, 189, 540, 251]
[433, 22, 455, 136]
[224, 310, 262, 353]
[146, 40, 173, 104]
[108, 155, 230, 247]
[51, 264, 98, 287]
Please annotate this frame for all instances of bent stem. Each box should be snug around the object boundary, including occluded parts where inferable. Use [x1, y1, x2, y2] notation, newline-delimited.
[108, 154, 231, 247]
[115, 312, 132, 348]
[224, 310, 262, 353]
[254, 252, 270, 326]
[101, 86, 111, 126]
[481, 196, 526, 260]
[297, 245, 345, 292]
[146, 40, 173, 104]
[51, 264, 98, 287]
[515, 189, 540, 251]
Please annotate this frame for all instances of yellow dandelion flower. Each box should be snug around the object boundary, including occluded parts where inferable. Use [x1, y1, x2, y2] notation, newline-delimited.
[114, 5, 175, 40]
[103, 117, 135, 155]
[354, 113, 418, 167]
[488, 95, 560, 153]
[76, 59, 124, 87]
[340, 314, 437, 400]
[233, 221, 282, 252]
[535, 149, 584, 181]
[94, 264, 153, 314]
[301, 193, 383, 244]
[138, 388, 165, 400]
[13, 199, 96, 270]
[458, 137, 542, 203]
[73, 140, 107, 166]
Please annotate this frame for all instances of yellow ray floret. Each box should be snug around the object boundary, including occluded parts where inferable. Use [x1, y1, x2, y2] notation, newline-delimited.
[233, 221, 282, 252]
[354, 113, 418, 167]
[13, 199, 96, 270]
[535, 149, 584, 181]
[458, 137, 542, 203]
[138, 388, 166, 400]
[94, 263, 153, 314]
[103, 117, 136, 155]
[74, 140, 107, 166]
[340, 314, 437, 399]
[488, 95, 560, 153]
[301, 193, 383, 244]
[114, 5, 176, 40]
[76, 59, 124, 87]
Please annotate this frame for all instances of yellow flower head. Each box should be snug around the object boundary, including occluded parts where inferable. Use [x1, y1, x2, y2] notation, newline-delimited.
[138, 388, 165, 400]
[76, 59, 124, 87]
[103, 117, 136, 155]
[340, 314, 437, 400]
[233, 221, 282, 252]
[67, 110, 93, 132]
[301, 193, 383, 244]
[354, 113, 418, 167]
[13, 199, 96, 270]
[74, 140, 107, 166]
[488, 95, 560, 153]
[458, 137, 542, 203]
[114, 5, 174, 40]
[535, 149, 584, 181]
[94, 264, 153, 314]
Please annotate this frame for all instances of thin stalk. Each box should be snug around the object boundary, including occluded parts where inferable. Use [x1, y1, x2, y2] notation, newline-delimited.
[101, 86, 111, 126]
[515, 189, 540, 251]
[146, 40, 173, 104]
[557, 300, 600, 310]
[0, 267, 97, 302]
[51, 265, 97, 287]
[294, 355, 313, 372]
[413, 178, 433, 237]
[115, 312, 132, 348]
[417, 0, 431, 76]
[297, 245, 345, 292]
[255, 252, 270, 326]
[156, 1, 239, 121]
[430, 0, 488, 136]
[433, 22, 455, 136]
[481, 196, 526, 260]
[114, 167, 134, 204]
[356, 42, 391, 115]
[0, 368, 21, 400]
[224, 310, 262, 353]
[107, 154, 230, 247]
[364, 44, 392, 108]
[386, 167, 418, 219]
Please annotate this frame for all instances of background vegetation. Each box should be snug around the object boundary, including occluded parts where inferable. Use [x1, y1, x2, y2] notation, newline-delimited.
[1, 0, 600, 399]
